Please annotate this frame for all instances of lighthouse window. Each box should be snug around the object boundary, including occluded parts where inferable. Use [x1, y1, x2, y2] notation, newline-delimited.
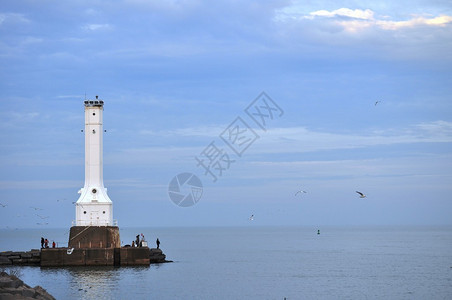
[92, 129, 96, 134]
[92, 113, 96, 116]
[92, 188, 97, 194]
[103, 211, 105, 214]
[83, 211, 87, 214]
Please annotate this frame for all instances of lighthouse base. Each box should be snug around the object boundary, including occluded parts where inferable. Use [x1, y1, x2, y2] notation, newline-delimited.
[68, 226, 120, 249]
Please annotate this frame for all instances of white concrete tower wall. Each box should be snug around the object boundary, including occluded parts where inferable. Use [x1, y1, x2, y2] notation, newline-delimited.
[75, 97, 114, 226]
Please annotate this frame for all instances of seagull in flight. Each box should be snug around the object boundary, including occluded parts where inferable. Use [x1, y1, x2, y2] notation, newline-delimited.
[249, 214, 254, 221]
[375, 100, 380, 106]
[356, 191, 366, 198]
[295, 190, 307, 196]
[30, 206, 43, 211]
[0, 203, 7, 208]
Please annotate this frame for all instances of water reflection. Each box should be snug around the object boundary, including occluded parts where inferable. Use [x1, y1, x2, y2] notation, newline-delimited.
[40, 266, 149, 299]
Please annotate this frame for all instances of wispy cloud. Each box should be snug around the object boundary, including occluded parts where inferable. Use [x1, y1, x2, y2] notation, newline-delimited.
[376, 15, 452, 30]
[309, 8, 374, 20]
[138, 120, 452, 155]
[257, 120, 452, 154]
[0, 13, 30, 26]
[82, 23, 113, 31]
[275, 6, 452, 32]
[139, 125, 225, 138]
[98, 120, 452, 169]
[0, 111, 40, 125]
[272, 5, 452, 60]
[0, 180, 80, 190]
[107, 178, 167, 189]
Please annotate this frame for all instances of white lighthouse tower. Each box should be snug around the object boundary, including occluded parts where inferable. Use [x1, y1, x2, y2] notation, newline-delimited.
[75, 96, 114, 226]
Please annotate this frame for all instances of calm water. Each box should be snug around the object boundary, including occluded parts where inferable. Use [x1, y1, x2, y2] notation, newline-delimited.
[1, 226, 451, 299]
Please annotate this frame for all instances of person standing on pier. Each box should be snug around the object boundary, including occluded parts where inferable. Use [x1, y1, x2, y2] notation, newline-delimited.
[41, 237, 44, 248]
[156, 238, 160, 249]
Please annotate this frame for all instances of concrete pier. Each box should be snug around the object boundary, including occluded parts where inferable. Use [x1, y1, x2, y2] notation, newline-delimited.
[1, 247, 168, 267]
[1, 225, 170, 266]
[1, 226, 169, 267]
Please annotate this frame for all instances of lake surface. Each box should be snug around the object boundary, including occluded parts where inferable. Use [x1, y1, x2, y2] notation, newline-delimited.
[1, 226, 451, 299]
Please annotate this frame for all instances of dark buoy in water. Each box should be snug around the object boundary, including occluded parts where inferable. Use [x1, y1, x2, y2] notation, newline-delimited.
[317, 230, 320, 235]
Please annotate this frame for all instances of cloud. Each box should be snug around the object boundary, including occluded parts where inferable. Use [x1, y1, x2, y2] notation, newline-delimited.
[305, 8, 452, 30]
[123, 0, 200, 12]
[113, 121, 452, 166]
[139, 125, 225, 138]
[82, 23, 112, 31]
[309, 8, 374, 20]
[255, 120, 452, 154]
[415, 120, 452, 138]
[0, 13, 30, 26]
[272, 5, 452, 60]
[376, 15, 452, 30]
[20, 36, 43, 45]
[276, 6, 452, 32]
[0, 180, 80, 190]
[0, 111, 40, 125]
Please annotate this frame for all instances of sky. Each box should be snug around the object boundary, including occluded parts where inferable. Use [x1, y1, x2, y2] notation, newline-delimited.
[0, 0, 451, 228]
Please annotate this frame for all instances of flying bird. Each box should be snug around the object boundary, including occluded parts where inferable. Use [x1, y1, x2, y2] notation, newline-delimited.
[37, 214, 49, 219]
[375, 100, 380, 106]
[356, 191, 366, 198]
[30, 206, 43, 211]
[295, 190, 307, 196]
[0, 203, 7, 208]
[249, 214, 254, 221]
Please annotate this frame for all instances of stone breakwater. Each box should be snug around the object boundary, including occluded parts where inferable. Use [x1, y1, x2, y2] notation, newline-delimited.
[0, 271, 55, 300]
[0, 250, 41, 266]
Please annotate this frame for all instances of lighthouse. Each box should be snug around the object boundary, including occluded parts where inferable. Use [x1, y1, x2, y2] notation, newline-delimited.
[75, 96, 114, 226]
[39, 96, 169, 266]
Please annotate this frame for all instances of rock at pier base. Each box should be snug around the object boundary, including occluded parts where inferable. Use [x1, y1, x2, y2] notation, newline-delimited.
[0, 271, 55, 300]
[0, 250, 40, 266]
[149, 248, 169, 263]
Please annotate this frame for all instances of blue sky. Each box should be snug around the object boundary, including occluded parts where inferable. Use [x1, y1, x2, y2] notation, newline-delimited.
[1, 0, 451, 228]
